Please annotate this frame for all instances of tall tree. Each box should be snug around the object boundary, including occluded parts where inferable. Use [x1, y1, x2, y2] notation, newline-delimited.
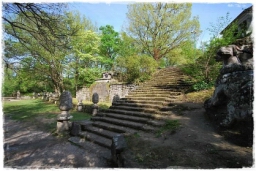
[3, 3, 77, 94]
[99, 25, 121, 69]
[65, 11, 107, 91]
[126, 3, 200, 61]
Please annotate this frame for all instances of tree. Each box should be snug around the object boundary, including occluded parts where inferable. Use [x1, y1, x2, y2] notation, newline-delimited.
[99, 25, 121, 70]
[3, 3, 76, 94]
[118, 32, 141, 57]
[181, 13, 243, 91]
[126, 3, 200, 61]
[64, 11, 101, 92]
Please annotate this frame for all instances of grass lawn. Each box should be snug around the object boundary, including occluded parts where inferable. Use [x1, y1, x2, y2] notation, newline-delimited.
[2, 99, 99, 132]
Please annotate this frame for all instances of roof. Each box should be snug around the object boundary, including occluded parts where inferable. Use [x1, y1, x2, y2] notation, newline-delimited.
[220, 6, 253, 34]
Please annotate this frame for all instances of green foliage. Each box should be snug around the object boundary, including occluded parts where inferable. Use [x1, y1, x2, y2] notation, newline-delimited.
[78, 68, 103, 87]
[126, 3, 201, 61]
[118, 32, 140, 57]
[115, 55, 158, 83]
[156, 120, 181, 137]
[192, 80, 214, 91]
[182, 13, 243, 91]
[99, 25, 121, 59]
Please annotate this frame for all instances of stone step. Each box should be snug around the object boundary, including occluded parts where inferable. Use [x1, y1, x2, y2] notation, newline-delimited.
[91, 117, 156, 132]
[114, 99, 176, 106]
[112, 102, 179, 111]
[99, 108, 174, 119]
[135, 86, 185, 91]
[82, 125, 118, 139]
[130, 91, 182, 95]
[97, 112, 165, 126]
[121, 96, 180, 103]
[112, 102, 163, 109]
[126, 93, 172, 98]
[121, 96, 168, 101]
[78, 131, 112, 149]
[141, 83, 191, 87]
[126, 94, 181, 99]
[68, 136, 111, 154]
[109, 105, 158, 113]
[92, 121, 137, 134]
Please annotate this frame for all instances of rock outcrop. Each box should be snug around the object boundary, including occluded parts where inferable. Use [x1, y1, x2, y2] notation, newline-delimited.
[204, 44, 253, 134]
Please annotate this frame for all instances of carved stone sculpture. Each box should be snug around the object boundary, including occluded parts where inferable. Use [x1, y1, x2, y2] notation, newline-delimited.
[215, 44, 253, 68]
[92, 93, 99, 116]
[57, 91, 73, 134]
[77, 99, 84, 112]
[204, 44, 253, 145]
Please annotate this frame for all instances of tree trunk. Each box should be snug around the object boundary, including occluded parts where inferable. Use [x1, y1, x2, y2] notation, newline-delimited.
[153, 48, 161, 60]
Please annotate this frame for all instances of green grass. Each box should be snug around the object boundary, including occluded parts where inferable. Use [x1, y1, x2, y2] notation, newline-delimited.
[156, 120, 181, 137]
[3, 99, 60, 121]
[3, 99, 92, 122]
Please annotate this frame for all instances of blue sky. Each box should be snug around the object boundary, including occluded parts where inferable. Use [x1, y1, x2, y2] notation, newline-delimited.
[68, 1, 253, 47]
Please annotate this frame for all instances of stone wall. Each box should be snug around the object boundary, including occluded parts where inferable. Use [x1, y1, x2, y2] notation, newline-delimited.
[76, 81, 138, 103]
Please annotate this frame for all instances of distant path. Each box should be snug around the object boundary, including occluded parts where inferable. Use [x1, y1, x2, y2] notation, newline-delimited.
[3, 116, 111, 169]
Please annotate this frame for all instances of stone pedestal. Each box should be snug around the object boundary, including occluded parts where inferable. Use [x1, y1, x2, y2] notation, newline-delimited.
[77, 99, 84, 112]
[57, 114, 73, 133]
[17, 90, 21, 99]
[92, 93, 99, 116]
[92, 104, 99, 116]
[57, 91, 73, 134]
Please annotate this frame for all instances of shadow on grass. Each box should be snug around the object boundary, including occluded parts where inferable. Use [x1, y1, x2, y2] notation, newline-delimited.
[3, 99, 60, 121]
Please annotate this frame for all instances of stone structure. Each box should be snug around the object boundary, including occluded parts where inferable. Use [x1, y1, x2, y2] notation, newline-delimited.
[102, 72, 113, 80]
[77, 99, 84, 112]
[57, 91, 73, 134]
[16, 90, 21, 99]
[92, 93, 99, 116]
[204, 44, 253, 130]
[76, 83, 137, 103]
[33, 92, 36, 99]
[220, 6, 252, 40]
[111, 134, 127, 167]
[215, 44, 253, 67]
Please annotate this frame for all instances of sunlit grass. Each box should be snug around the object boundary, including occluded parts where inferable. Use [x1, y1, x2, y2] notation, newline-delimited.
[182, 88, 215, 103]
[3, 99, 59, 121]
[2, 99, 93, 122]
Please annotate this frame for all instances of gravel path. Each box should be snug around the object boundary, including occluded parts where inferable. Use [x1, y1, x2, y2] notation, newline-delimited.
[3, 117, 112, 169]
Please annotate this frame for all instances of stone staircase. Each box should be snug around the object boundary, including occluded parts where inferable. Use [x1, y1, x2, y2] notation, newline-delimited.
[69, 67, 192, 149]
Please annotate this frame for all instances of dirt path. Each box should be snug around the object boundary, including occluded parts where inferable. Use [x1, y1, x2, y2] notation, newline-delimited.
[123, 103, 254, 168]
[3, 103, 254, 169]
[3, 117, 112, 169]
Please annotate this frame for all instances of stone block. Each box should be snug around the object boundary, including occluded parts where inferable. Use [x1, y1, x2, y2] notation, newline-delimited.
[70, 122, 81, 136]
[111, 134, 126, 167]
[57, 120, 70, 133]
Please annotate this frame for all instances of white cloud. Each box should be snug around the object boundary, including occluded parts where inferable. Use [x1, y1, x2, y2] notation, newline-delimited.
[227, 3, 250, 8]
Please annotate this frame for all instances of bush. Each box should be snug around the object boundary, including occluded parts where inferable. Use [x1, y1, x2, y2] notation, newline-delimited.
[115, 55, 158, 83]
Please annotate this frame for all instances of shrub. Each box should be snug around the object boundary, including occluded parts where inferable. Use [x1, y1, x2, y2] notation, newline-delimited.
[115, 54, 158, 83]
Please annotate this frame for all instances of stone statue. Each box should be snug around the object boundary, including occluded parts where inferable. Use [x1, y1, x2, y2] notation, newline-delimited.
[204, 43, 253, 144]
[17, 90, 21, 99]
[215, 44, 253, 68]
[92, 93, 99, 116]
[57, 91, 73, 134]
[77, 99, 84, 112]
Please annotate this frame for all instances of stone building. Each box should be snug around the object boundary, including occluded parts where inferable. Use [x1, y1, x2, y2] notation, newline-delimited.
[220, 5, 253, 44]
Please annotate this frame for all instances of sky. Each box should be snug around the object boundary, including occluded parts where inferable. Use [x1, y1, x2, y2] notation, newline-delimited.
[1, 0, 254, 46]
[67, 0, 253, 47]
